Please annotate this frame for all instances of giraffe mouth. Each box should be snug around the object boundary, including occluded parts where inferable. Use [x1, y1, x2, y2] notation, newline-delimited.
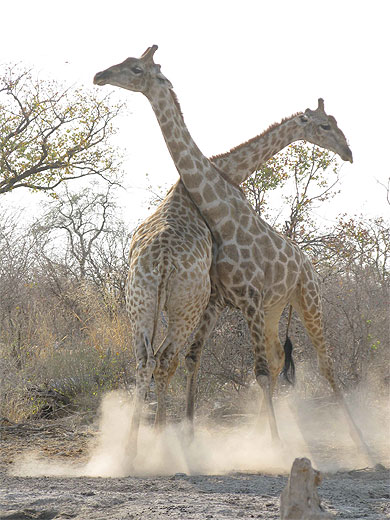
[344, 146, 353, 163]
[93, 71, 109, 86]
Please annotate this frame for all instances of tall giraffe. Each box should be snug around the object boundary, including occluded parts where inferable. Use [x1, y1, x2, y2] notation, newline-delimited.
[125, 100, 352, 431]
[94, 46, 369, 461]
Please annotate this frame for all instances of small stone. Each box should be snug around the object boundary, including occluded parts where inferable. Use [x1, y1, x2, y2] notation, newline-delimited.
[170, 472, 187, 479]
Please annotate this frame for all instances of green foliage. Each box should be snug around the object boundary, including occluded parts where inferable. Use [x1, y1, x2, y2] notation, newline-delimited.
[319, 215, 390, 281]
[0, 64, 125, 195]
[242, 154, 290, 215]
[242, 141, 341, 243]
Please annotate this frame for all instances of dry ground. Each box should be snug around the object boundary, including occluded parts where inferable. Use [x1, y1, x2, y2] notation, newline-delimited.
[1, 392, 389, 519]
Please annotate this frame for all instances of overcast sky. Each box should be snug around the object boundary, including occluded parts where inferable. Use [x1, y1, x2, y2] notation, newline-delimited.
[1, 0, 389, 228]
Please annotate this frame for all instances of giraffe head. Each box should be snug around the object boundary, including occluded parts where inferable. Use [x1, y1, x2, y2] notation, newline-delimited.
[93, 45, 172, 94]
[298, 98, 353, 162]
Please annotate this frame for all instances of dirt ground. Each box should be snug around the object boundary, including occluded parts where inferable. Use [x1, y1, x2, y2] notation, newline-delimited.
[1, 392, 389, 519]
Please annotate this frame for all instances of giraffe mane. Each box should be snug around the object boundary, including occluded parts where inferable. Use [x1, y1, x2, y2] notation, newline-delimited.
[209, 113, 303, 163]
[169, 90, 184, 117]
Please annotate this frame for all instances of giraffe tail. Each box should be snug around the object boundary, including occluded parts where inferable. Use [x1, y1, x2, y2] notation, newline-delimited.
[152, 252, 176, 356]
[281, 335, 296, 385]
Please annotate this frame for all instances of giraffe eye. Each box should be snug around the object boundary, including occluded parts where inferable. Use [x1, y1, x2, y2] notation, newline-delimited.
[320, 124, 331, 130]
[131, 66, 143, 75]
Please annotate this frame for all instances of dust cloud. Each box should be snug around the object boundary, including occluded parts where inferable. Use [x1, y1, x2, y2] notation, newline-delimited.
[11, 388, 389, 478]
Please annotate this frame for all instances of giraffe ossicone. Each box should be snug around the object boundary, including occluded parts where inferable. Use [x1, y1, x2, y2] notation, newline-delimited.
[94, 46, 373, 466]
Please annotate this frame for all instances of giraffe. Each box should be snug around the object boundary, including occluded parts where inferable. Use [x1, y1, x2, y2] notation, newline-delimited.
[94, 46, 371, 462]
[125, 99, 352, 432]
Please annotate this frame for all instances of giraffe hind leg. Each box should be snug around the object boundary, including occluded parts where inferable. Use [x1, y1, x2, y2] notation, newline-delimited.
[127, 332, 156, 459]
[184, 293, 224, 433]
[153, 334, 179, 430]
[154, 312, 208, 431]
[291, 285, 375, 464]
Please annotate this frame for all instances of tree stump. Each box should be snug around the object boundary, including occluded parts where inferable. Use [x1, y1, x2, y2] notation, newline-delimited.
[280, 457, 333, 519]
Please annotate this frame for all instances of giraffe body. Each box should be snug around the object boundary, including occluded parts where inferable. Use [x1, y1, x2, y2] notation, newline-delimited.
[126, 181, 212, 426]
[94, 47, 372, 465]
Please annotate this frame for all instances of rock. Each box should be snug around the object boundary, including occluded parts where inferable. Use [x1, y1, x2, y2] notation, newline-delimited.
[280, 457, 333, 519]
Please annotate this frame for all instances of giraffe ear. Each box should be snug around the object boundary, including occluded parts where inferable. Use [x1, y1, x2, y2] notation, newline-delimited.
[305, 98, 325, 117]
[317, 98, 325, 112]
[141, 45, 158, 63]
[155, 67, 173, 89]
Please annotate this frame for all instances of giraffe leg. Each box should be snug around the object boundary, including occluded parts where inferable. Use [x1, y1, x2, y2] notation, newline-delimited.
[128, 333, 156, 460]
[184, 291, 224, 429]
[153, 310, 208, 431]
[291, 283, 375, 464]
[258, 307, 286, 424]
[240, 293, 280, 442]
[167, 352, 180, 385]
[153, 340, 180, 430]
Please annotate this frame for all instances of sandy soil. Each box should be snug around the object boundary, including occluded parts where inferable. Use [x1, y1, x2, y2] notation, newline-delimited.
[1, 391, 389, 519]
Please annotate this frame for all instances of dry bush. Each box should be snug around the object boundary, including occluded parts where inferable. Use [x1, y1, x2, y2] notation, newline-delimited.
[0, 191, 135, 422]
[0, 266, 135, 422]
[1, 320, 134, 422]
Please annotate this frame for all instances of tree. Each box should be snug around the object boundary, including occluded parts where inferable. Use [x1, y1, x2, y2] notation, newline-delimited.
[320, 216, 389, 386]
[336, 216, 389, 282]
[241, 152, 290, 216]
[278, 144, 340, 241]
[0, 189, 133, 375]
[32, 184, 131, 303]
[0, 65, 125, 195]
[243, 142, 341, 246]
[0, 210, 38, 365]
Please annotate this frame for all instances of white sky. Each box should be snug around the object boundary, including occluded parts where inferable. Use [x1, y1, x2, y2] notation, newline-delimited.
[1, 0, 389, 229]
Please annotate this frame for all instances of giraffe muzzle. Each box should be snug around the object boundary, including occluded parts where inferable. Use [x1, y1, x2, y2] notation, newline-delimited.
[93, 70, 110, 86]
[344, 146, 353, 163]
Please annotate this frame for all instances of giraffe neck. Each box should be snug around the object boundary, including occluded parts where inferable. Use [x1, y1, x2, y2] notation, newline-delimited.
[145, 86, 257, 245]
[146, 87, 238, 222]
[211, 116, 305, 185]
[146, 88, 205, 168]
